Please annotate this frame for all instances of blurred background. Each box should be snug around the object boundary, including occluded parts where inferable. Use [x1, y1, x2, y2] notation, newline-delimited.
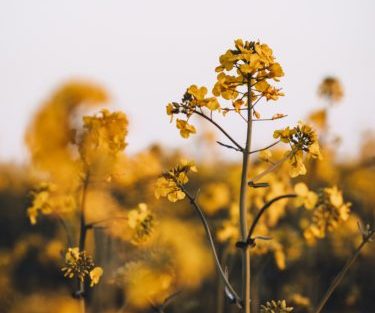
[0, 1, 375, 313]
[1, 0, 375, 162]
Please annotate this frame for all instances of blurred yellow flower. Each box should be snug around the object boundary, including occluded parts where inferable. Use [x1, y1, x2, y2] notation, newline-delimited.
[261, 300, 293, 313]
[274, 122, 321, 177]
[79, 109, 128, 167]
[61, 247, 97, 284]
[294, 182, 318, 209]
[318, 76, 344, 103]
[27, 182, 76, 225]
[89, 266, 103, 287]
[304, 186, 351, 242]
[176, 119, 196, 138]
[127, 203, 154, 244]
[155, 160, 197, 202]
[198, 182, 231, 215]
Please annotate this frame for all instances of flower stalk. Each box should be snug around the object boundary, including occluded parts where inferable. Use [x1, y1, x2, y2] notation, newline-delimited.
[314, 228, 374, 313]
[238, 80, 253, 313]
[77, 172, 90, 313]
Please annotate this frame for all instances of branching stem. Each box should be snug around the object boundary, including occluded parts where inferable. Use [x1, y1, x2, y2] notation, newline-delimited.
[249, 140, 280, 155]
[239, 79, 253, 313]
[248, 153, 290, 186]
[179, 185, 242, 307]
[193, 110, 243, 151]
[246, 194, 297, 243]
[77, 172, 90, 313]
[314, 230, 374, 313]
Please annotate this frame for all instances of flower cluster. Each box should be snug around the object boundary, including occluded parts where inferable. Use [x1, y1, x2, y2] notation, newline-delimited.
[154, 160, 197, 202]
[214, 39, 284, 105]
[127, 203, 154, 244]
[294, 183, 318, 210]
[274, 121, 322, 177]
[304, 186, 351, 241]
[27, 182, 76, 225]
[260, 300, 293, 313]
[61, 247, 103, 287]
[318, 76, 344, 103]
[166, 39, 285, 139]
[166, 84, 220, 139]
[79, 109, 128, 166]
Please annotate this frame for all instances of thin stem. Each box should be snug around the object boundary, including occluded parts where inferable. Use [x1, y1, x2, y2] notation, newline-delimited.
[238, 111, 249, 123]
[249, 140, 280, 155]
[314, 231, 374, 313]
[216, 244, 231, 313]
[246, 194, 297, 243]
[248, 153, 290, 186]
[179, 185, 242, 307]
[56, 214, 74, 248]
[253, 115, 288, 122]
[250, 95, 264, 110]
[193, 110, 243, 151]
[216, 141, 243, 152]
[239, 80, 253, 313]
[77, 172, 90, 313]
[86, 216, 128, 228]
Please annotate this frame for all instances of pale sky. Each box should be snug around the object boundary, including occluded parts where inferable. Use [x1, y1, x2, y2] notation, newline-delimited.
[0, 0, 374, 163]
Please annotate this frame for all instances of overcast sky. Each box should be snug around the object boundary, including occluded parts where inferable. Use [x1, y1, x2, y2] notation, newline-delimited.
[1, 0, 374, 163]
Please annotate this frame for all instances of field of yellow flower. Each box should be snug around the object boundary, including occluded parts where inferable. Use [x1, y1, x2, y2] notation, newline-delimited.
[0, 38, 374, 313]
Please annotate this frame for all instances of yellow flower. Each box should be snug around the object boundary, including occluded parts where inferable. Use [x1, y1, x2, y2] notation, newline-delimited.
[27, 183, 76, 225]
[176, 119, 196, 138]
[260, 300, 293, 313]
[303, 186, 351, 242]
[79, 109, 128, 166]
[89, 267, 103, 287]
[308, 109, 327, 130]
[213, 73, 240, 100]
[205, 97, 220, 111]
[269, 63, 284, 79]
[154, 176, 185, 202]
[294, 182, 318, 209]
[127, 203, 154, 243]
[65, 247, 80, 263]
[318, 76, 344, 103]
[61, 248, 95, 282]
[273, 127, 294, 143]
[289, 151, 307, 178]
[274, 122, 322, 177]
[154, 160, 197, 202]
[187, 85, 207, 101]
[198, 182, 230, 215]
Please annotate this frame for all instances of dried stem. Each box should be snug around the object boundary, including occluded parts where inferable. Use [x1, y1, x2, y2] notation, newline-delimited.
[179, 185, 242, 307]
[314, 230, 374, 313]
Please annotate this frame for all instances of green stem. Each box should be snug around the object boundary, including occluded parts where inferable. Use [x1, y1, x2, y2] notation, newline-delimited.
[248, 153, 290, 186]
[77, 172, 90, 313]
[246, 194, 297, 243]
[193, 110, 243, 151]
[239, 80, 253, 313]
[181, 186, 242, 307]
[314, 231, 374, 313]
